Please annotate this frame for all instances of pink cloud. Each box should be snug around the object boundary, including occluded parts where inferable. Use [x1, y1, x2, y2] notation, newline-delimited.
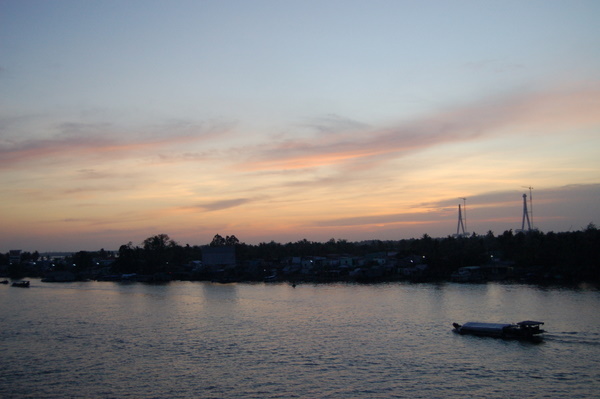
[237, 85, 600, 172]
[0, 120, 231, 169]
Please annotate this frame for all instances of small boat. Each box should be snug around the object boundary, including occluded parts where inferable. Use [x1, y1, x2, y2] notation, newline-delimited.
[11, 280, 30, 288]
[453, 320, 544, 341]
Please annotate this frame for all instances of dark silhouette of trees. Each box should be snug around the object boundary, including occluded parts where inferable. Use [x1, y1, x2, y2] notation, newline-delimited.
[114, 242, 141, 274]
[9, 227, 596, 284]
[72, 251, 94, 272]
[210, 234, 240, 247]
[111, 236, 204, 277]
[230, 230, 598, 283]
[20, 251, 40, 263]
[141, 234, 178, 275]
[225, 235, 239, 246]
[209, 234, 226, 247]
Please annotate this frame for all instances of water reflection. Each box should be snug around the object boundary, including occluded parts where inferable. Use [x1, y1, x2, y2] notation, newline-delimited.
[1, 280, 600, 398]
[201, 282, 239, 302]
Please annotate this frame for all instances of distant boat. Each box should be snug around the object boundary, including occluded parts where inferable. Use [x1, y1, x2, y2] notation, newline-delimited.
[453, 320, 544, 342]
[11, 280, 30, 288]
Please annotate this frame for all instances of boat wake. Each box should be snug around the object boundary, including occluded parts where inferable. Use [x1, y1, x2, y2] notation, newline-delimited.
[544, 331, 600, 346]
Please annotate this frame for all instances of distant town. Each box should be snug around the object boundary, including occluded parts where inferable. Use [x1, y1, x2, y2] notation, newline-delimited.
[3, 224, 599, 286]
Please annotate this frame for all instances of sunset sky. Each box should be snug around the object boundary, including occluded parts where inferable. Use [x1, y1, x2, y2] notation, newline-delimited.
[1, 0, 599, 252]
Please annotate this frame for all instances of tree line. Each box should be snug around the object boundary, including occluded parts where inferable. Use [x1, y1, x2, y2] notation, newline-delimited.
[2, 225, 599, 283]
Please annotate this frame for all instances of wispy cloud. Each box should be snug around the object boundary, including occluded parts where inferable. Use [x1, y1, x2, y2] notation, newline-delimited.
[311, 183, 600, 236]
[424, 184, 600, 210]
[298, 114, 370, 135]
[193, 198, 255, 212]
[314, 212, 445, 228]
[236, 85, 600, 172]
[0, 119, 233, 169]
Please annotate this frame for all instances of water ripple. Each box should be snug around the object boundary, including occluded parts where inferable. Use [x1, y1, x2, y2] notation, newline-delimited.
[1, 281, 600, 398]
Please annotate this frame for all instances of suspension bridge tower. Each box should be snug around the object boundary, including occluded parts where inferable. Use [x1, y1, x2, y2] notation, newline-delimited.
[520, 193, 532, 231]
[455, 202, 467, 237]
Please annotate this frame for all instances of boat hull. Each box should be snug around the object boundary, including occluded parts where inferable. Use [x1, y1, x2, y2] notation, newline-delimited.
[453, 321, 544, 342]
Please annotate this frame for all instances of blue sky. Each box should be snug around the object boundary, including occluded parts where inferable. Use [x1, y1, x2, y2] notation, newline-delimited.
[1, 0, 599, 251]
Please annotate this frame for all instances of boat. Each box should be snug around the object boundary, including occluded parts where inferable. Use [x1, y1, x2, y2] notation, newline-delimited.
[11, 280, 30, 288]
[452, 320, 544, 341]
[0, 280, 9, 284]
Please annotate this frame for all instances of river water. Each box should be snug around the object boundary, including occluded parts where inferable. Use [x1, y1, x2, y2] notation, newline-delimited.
[1, 280, 599, 398]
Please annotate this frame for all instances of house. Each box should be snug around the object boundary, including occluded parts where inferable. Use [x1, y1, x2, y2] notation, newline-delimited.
[201, 246, 236, 272]
[9, 250, 22, 265]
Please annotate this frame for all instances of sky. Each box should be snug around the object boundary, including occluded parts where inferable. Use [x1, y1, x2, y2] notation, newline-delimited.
[1, 0, 599, 252]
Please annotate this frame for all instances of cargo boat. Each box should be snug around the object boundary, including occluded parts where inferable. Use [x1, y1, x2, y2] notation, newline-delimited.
[452, 320, 544, 341]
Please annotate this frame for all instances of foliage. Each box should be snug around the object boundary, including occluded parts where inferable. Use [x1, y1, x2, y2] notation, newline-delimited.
[6, 226, 600, 283]
[210, 234, 239, 247]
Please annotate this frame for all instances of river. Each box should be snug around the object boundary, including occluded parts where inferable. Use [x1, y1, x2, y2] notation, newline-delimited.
[1, 280, 599, 398]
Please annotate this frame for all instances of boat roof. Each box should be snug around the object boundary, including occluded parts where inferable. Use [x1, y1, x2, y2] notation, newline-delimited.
[517, 320, 544, 326]
[462, 322, 512, 329]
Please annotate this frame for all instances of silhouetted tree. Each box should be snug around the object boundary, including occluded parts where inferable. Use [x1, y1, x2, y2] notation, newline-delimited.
[142, 234, 177, 274]
[225, 235, 240, 246]
[210, 234, 226, 247]
[114, 242, 141, 274]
